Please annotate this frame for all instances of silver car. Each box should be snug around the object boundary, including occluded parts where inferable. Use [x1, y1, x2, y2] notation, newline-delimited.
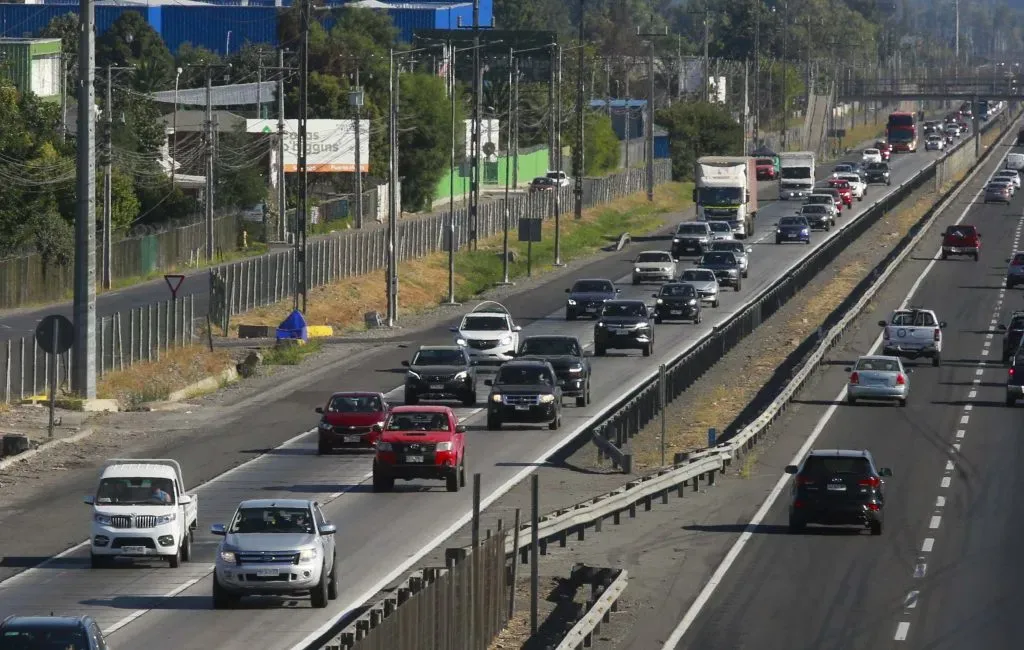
[706, 220, 735, 241]
[678, 268, 720, 307]
[632, 250, 677, 284]
[845, 355, 910, 406]
[985, 180, 1013, 204]
[994, 169, 1021, 191]
[925, 135, 945, 151]
[710, 240, 751, 278]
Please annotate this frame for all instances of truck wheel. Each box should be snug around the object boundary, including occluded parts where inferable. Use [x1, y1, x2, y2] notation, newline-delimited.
[212, 575, 238, 610]
[446, 468, 460, 492]
[168, 545, 181, 569]
[487, 415, 501, 430]
[181, 531, 192, 562]
[1008, 280, 1016, 289]
[310, 565, 329, 608]
[743, 270, 749, 278]
[566, 310, 576, 321]
[317, 439, 330, 455]
[548, 415, 561, 430]
[372, 471, 394, 493]
[327, 555, 338, 600]
[595, 346, 606, 356]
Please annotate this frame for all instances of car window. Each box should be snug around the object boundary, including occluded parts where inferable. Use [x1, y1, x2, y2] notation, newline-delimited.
[701, 252, 734, 264]
[95, 477, 176, 506]
[801, 205, 826, 214]
[677, 224, 709, 235]
[602, 302, 646, 317]
[680, 270, 714, 282]
[327, 394, 384, 412]
[711, 242, 743, 252]
[1014, 253, 1024, 265]
[230, 507, 315, 534]
[779, 217, 805, 226]
[802, 455, 872, 477]
[0, 626, 92, 649]
[708, 222, 731, 231]
[892, 311, 936, 326]
[496, 366, 553, 385]
[636, 252, 672, 263]
[855, 358, 899, 372]
[571, 280, 614, 293]
[461, 315, 509, 331]
[386, 411, 450, 431]
[519, 338, 580, 356]
[1010, 317, 1024, 330]
[660, 284, 696, 297]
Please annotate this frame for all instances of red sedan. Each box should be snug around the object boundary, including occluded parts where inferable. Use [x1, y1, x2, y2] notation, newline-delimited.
[314, 391, 390, 454]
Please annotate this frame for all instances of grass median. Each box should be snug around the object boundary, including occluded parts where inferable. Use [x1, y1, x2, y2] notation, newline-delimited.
[234, 182, 694, 335]
[628, 124, 1005, 470]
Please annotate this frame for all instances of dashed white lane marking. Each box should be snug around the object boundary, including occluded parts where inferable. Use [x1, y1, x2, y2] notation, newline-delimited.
[946, 460, 955, 471]
[956, 429, 966, 438]
[914, 562, 928, 578]
[986, 333, 994, 339]
[973, 378, 981, 384]
[982, 349, 990, 356]
[953, 443, 961, 453]
[968, 390, 977, 398]
[895, 622, 911, 641]
[936, 496, 946, 507]
[976, 368, 985, 375]
[930, 515, 942, 529]
[904, 591, 919, 609]
[964, 404, 973, 411]
[983, 340, 991, 347]
[960, 414, 970, 424]
[922, 538, 935, 552]
[941, 476, 952, 488]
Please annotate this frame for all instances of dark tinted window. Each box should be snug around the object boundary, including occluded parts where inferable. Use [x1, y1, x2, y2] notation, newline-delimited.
[1010, 317, 1024, 330]
[867, 163, 888, 171]
[711, 242, 744, 253]
[636, 252, 672, 263]
[1013, 253, 1024, 265]
[519, 338, 580, 356]
[496, 366, 553, 386]
[887, 113, 915, 128]
[660, 284, 696, 297]
[802, 455, 872, 477]
[229, 507, 315, 534]
[701, 252, 736, 265]
[601, 302, 646, 317]
[412, 348, 465, 366]
[327, 394, 384, 412]
[571, 280, 614, 293]
[1, 624, 90, 649]
[779, 217, 806, 226]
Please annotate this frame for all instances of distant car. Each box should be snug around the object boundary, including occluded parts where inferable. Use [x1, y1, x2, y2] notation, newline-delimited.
[836, 173, 866, 200]
[1008, 354, 1024, 406]
[874, 141, 892, 161]
[565, 278, 620, 320]
[803, 193, 840, 220]
[845, 355, 911, 406]
[594, 300, 655, 356]
[785, 449, 892, 535]
[373, 405, 468, 488]
[515, 335, 591, 407]
[861, 148, 882, 164]
[828, 179, 854, 207]
[798, 204, 833, 231]
[880, 308, 946, 366]
[944, 125, 960, 141]
[632, 250, 677, 284]
[529, 176, 556, 192]
[940, 224, 980, 261]
[985, 180, 1013, 204]
[485, 359, 563, 429]
[1005, 250, 1024, 288]
[696, 250, 743, 291]
[671, 221, 714, 258]
[706, 220, 735, 241]
[776, 215, 811, 245]
[0, 615, 107, 650]
[832, 163, 854, 176]
[315, 391, 389, 454]
[709, 240, 752, 277]
[652, 283, 702, 324]
[864, 162, 891, 185]
[994, 169, 1021, 190]
[678, 268, 720, 307]
[546, 170, 571, 187]
[926, 135, 946, 151]
[999, 310, 1024, 364]
[755, 157, 777, 180]
[401, 345, 477, 406]
[816, 187, 846, 214]
[451, 302, 521, 365]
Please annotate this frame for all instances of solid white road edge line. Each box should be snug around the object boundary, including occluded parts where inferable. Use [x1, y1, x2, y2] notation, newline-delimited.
[659, 130, 1002, 649]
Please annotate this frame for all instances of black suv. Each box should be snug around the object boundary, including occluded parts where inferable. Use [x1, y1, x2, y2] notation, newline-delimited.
[594, 300, 654, 357]
[864, 162, 891, 185]
[785, 449, 892, 535]
[565, 278, 620, 320]
[696, 251, 742, 291]
[1008, 354, 1024, 406]
[484, 360, 563, 430]
[401, 345, 476, 406]
[999, 310, 1024, 364]
[515, 335, 592, 407]
[0, 615, 108, 649]
[653, 283, 702, 324]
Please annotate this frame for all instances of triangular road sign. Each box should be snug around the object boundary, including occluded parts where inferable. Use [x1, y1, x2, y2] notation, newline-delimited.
[164, 274, 186, 298]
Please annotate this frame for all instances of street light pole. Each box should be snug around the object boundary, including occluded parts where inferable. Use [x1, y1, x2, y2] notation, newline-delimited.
[172, 67, 181, 189]
[387, 48, 398, 326]
[500, 46, 514, 286]
[445, 41, 459, 305]
[573, 0, 585, 220]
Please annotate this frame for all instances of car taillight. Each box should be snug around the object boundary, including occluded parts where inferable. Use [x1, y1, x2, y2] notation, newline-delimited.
[796, 475, 815, 486]
[793, 499, 805, 508]
[896, 373, 906, 385]
[858, 476, 881, 488]
[866, 503, 881, 511]
[934, 328, 941, 341]
[849, 371, 860, 384]
[1010, 368, 1016, 377]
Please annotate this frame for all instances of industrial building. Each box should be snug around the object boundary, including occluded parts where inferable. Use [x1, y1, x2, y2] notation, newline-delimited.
[0, 37, 61, 100]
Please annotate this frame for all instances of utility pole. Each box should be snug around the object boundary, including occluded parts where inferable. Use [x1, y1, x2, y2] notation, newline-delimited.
[59, 54, 67, 142]
[72, 0, 97, 400]
[753, 5, 760, 146]
[548, 45, 556, 171]
[387, 48, 399, 325]
[780, 0, 788, 150]
[703, 11, 710, 103]
[954, 0, 960, 80]
[351, 66, 364, 229]
[512, 54, 520, 189]
[554, 44, 563, 266]
[469, 0, 482, 250]
[742, 59, 749, 155]
[296, 0, 310, 314]
[638, 28, 667, 202]
[277, 49, 287, 242]
[256, 50, 263, 119]
[624, 66, 630, 169]
[204, 66, 216, 263]
[573, 0, 585, 220]
[500, 46, 514, 285]
[446, 41, 458, 305]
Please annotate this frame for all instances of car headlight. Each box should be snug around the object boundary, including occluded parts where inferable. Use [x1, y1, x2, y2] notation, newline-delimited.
[376, 441, 392, 451]
[499, 336, 512, 345]
[406, 370, 420, 380]
[672, 237, 680, 243]
[94, 513, 112, 526]
[801, 228, 809, 234]
[219, 550, 237, 564]
[662, 267, 672, 272]
[319, 421, 331, 429]
[656, 298, 663, 304]
[539, 394, 555, 403]
[689, 299, 697, 306]
[567, 298, 577, 305]
[155, 512, 176, 525]
[709, 286, 718, 293]
[491, 393, 502, 403]
[436, 441, 454, 451]
[776, 227, 782, 233]
[453, 371, 468, 381]
[455, 338, 467, 346]
[298, 548, 317, 563]
[568, 365, 584, 373]
[635, 267, 642, 273]
[596, 321, 605, 328]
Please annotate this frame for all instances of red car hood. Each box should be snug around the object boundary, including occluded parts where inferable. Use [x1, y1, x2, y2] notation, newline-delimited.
[322, 412, 387, 427]
[756, 163, 773, 170]
[379, 432, 455, 443]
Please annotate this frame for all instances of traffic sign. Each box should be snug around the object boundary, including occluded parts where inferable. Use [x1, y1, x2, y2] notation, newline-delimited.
[164, 274, 186, 300]
[35, 314, 74, 356]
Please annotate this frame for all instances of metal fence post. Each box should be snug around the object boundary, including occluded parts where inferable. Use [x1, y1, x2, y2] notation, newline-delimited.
[509, 508, 520, 619]
[3, 339, 10, 404]
[530, 473, 539, 635]
[659, 363, 667, 466]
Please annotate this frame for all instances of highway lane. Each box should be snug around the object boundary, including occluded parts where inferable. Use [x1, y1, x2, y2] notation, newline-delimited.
[675, 148, 1021, 649]
[0, 148, 944, 649]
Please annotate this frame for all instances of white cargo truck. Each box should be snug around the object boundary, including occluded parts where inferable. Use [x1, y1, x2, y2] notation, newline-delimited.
[693, 156, 758, 239]
[778, 151, 816, 200]
[84, 458, 199, 568]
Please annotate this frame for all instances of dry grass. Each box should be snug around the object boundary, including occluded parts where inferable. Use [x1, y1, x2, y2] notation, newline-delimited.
[97, 346, 234, 408]
[841, 117, 887, 152]
[235, 183, 692, 335]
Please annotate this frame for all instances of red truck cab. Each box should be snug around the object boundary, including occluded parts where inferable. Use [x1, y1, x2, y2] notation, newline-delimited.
[828, 179, 854, 207]
[755, 158, 777, 180]
[315, 392, 389, 454]
[874, 141, 892, 161]
[372, 405, 467, 493]
[940, 224, 980, 261]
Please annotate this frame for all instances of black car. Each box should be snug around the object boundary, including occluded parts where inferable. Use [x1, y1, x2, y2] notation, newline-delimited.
[0, 615, 108, 649]
[696, 251, 742, 290]
[401, 345, 476, 406]
[594, 300, 654, 356]
[785, 449, 892, 535]
[864, 162, 891, 185]
[652, 283, 702, 324]
[1007, 354, 1024, 406]
[515, 335, 592, 407]
[484, 359, 563, 430]
[797, 205, 832, 231]
[999, 311, 1024, 364]
[565, 278, 620, 320]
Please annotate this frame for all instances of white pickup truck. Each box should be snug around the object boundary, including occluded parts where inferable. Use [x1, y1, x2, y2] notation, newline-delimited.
[84, 458, 199, 568]
[879, 308, 947, 367]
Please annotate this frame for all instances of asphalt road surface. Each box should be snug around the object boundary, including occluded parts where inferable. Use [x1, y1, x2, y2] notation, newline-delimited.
[0, 144, 956, 650]
[673, 146, 1023, 649]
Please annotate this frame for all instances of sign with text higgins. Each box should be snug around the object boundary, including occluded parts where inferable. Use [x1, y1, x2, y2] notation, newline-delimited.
[245, 119, 369, 173]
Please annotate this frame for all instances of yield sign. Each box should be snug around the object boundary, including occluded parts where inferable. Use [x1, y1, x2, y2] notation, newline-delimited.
[164, 274, 186, 299]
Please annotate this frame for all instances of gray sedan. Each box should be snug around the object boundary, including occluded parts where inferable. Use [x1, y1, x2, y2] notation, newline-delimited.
[845, 355, 911, 406]
[678, 268, 720, 308]
[710, 241, 751, 278]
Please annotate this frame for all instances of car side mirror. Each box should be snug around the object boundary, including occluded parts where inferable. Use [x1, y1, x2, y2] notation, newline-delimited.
[746, 247, 752, 253]
[83, 495, 94, 505]
[371, 423, 383, 432]
[999, 324, 1008, 331]
[320, 524, 337, 535]
[180, 494, 193, 505]
[449, 326, 458, 333]
[877, 320, 887, 327]
[784, 465, 798, 474]
[939, 321, 947, 329]
[652, 293, 659, 298]
[455, 424, 466, 433]
[513, 325, 522, 332]
[315, 406, 324, 414]
[844, 367, 852, 372]
[484, 379, 493, 386]
[401, 360, 410, 367]
[878, 468, 893, 477]
[615, 288, 622, 293]
[210, 524, 227, 536]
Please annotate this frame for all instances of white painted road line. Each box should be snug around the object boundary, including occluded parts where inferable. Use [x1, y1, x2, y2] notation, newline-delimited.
[930, 515, 942, 529]
[941, 476, 952, 488]
[922, 538, 935, 552]
[904, 590, 919, 609]
[895, 622, 911, 641]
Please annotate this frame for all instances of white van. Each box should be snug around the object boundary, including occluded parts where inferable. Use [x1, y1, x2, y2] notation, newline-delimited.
[1005, 153, 1024, 171]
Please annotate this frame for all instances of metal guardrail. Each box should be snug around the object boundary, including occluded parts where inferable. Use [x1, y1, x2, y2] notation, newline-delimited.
[554, 569, 629, 650]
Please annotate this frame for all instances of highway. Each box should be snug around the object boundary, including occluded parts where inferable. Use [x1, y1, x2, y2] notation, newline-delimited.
[0, 143, 953, 650]
[673, 145, 1023, 648]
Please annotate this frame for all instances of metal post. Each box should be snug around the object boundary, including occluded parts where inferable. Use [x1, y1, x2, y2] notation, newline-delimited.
[172, 67, 180, 188]
[659, 363, 667, 466]
[554, 45, 564, 266]
[574, 0, 585, 220]
[72, 0, 97, 400]
[102, 64, 112, 290]
[472, 473, 481, 547]
[445, 42, 458, 305]
[297, 0, 310, 314]
[204, 67, 215, 262]
[48, 319, 58, 439]
[354, 66, 363, 229]
[530, 473, 540, 635]
[780, 0, 788, 150]
[256, 51, 263, 118]
[753, 7, 760, 145]
[470, 0, 481, 250]
[509, 507, 521, 618]
[512, 55, 520, 188]
[624, 67, 630, 169]
[646, 44, 655, 201]
[500, 47, 514, 286]
[548, 46, 556, 170]
[386, 49, 399, 326]
[470, 472, 481, 650]
[742, 59, 749, 155]
[59, 54, 67, 142]
[703, 11, 710, 103]
[277, 48, 287, 242]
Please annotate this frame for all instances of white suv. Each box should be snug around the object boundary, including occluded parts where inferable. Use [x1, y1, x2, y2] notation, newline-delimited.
[452, 301, 522, 365]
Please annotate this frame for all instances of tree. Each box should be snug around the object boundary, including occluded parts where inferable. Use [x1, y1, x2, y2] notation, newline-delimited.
[656, 101, 742, 181]
[97, 12, 175, 91]
[175, 43, 222, 89]
[582, 111, 620, 175]
[398, 73, 459, 211]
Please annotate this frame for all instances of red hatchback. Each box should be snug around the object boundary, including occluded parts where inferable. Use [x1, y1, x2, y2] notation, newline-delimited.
[874, 141, 892, 161]
[828, 179, 854, 208]
[940, 224, 981, 261]
[315, 392, 389, 454]
[371, 405, 467, 493]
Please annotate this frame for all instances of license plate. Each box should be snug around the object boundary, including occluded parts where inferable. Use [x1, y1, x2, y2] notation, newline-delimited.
[405, 455, 423, 463]
[430, 384, 444, 390]
[827, 484, 847, 492]
[122, 546, 146, 554]
[515, 405, 531, 411]
[343, 435, 361, 443]
[256, 568, 280, 577]
[670, 310, 682, 315]
[586, 306, 597, 312]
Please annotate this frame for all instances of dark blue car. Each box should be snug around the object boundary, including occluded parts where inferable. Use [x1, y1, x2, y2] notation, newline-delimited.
[0, 615, 107, 649]
[775, 216, 811, 245]
[565, 278, 620, 320]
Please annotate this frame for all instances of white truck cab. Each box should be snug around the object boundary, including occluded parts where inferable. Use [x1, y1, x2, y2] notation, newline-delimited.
[84, 458, 199, 568]
[451, 301, 522, 365]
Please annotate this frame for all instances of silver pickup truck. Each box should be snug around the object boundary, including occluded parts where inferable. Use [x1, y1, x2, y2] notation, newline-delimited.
[879, 308, 947, 367]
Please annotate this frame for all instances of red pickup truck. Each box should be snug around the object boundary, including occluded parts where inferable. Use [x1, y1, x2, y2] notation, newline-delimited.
[940, 224, 980, 261]
[371, 405, 467, 493]
[828, 179, 854, 208]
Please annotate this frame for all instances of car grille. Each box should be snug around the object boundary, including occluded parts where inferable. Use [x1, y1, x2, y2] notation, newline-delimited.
[697, 289, 715, 297]
[467, 339, 500, 350]
[108, 515, 158, 529]
[390, 442, 438, 454]
[576, 300, 604, 310]
[422, 373, 456, 383]
[237, 552, 300, 565]
[502, 394, 541, 406]
[332, 425, 373, 434]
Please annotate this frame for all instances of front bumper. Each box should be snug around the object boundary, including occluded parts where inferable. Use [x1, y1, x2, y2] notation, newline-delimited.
[463, 343, 515, 364]
[848, 384, 907, 401]
[595, 329, 652, 350]
[710, 271, 741, 286]
[633, 269, 675, 282]
[776, 230, 810, 242]
[91, 524, 180, 557]
[318, 425, 376, 450]
[374, 458, 459, 481]
[215, 561, 323, 595]
[405, 378, 473, 400]
[806, 218, 831, 230]
[488, 402, 557, 423]
[779, 187, 811, 200]
[566, 300, 606, 318]
[866, 175, 890, 184]
[654, 304, 699, 320]
[792, 502, 882, 526]
[696, 290, 718, 303]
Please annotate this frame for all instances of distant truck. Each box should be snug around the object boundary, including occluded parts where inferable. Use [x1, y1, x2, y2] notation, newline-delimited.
[777, 151, 816, 200]
[692, 156, 758, 239]
[85, 458, 199, 568]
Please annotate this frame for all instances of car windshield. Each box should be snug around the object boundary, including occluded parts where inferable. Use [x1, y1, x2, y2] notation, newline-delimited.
[0, 626, 89, 649]
[801, 456, 872, 477]
[602, 302, 645, 317]
[677, 224, 708, 236]
[701, 252, 735, 265]
[412, 349, 464, 366]
[636, 252, 672, 263]
[945, 226, 977, 237]
[867, 163, 888, 171]
[806, 196, 830, 204]
[864, 149, 879, 155]
[519, 338, 580, 356]
[326, 394, 384, 412]
[660, 284, 697, 297]
[779, 217, 806, 226]
[461, 315, 509, 331]
[385, 411, 450, 431]
[711, 242, 744, 253]
[696, 187, 743, 204]
[781, 166, 811, 179]
[496, 366, 553, 386]
[229, 507, 314, 534]
[95, 476, 176, 506]
[888, 131, 913, 142]
[833, 165, 852, 173]
[891, 311, 936, 326]
[680, 270, 715, 282]
[708, 222, 732, 232]
[1013, 253, 1024, 265]
[801, 205, 827, 214]
[1010, 316, 1024, 330]
[830, 181, 850, 189]
[855, 358, 900, 372]
[571, 280, 613, 293]
[756, 158, 773, 166]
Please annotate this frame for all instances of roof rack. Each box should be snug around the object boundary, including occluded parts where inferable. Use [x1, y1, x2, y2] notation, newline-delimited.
[470, 300, 511, 315]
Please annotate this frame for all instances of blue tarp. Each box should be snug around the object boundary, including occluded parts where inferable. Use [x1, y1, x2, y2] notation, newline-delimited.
[276, 309, 308, 341]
